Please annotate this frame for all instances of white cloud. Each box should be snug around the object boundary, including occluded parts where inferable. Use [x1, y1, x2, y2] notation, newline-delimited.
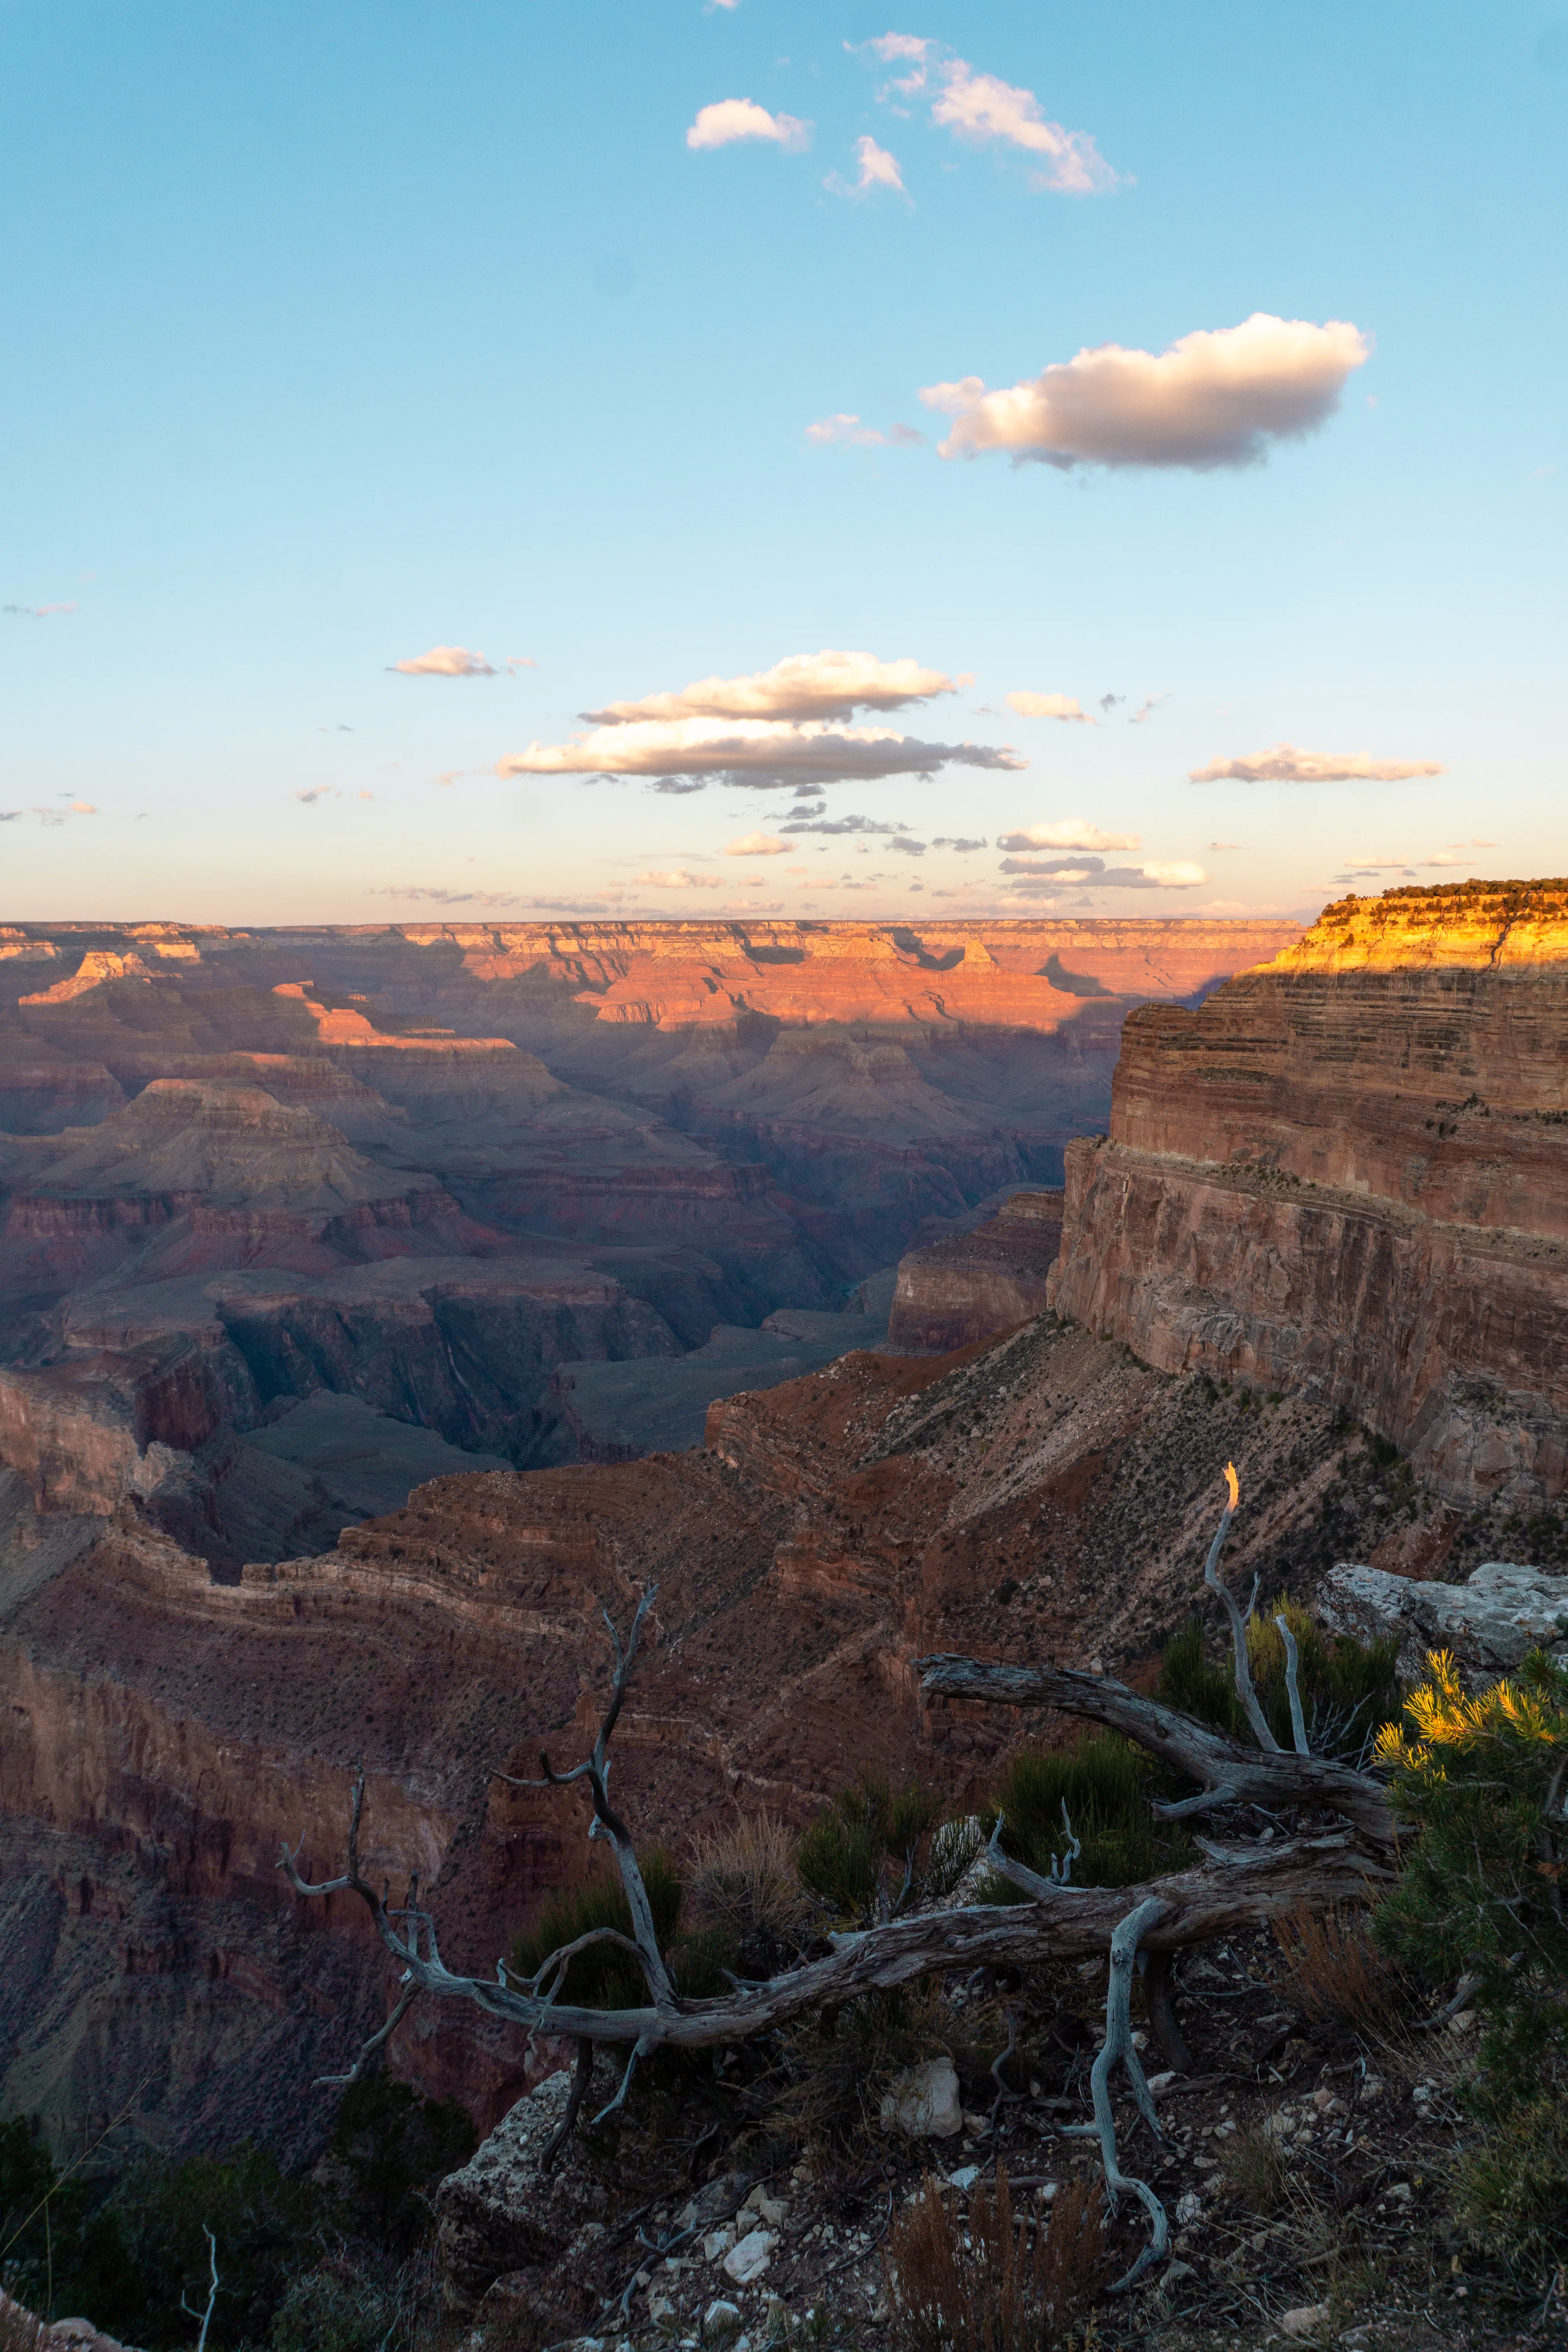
[583, 648, 955, 724]
[826, 134, 908, 199]
[854, 36, 1118, 193]
[805, 414, 925, 448]
[921, 314, 1371, 470]
[930, 60, 1120, 193]
[686, 98, 811, 152]
[635, 869, 724, 889]
[1189, 741, 1443, 783]
[1006, 691, 1094, 724]
[1001, 854, 1205, 889]
[391, 645, 497, 677]
[725, 832, 788, 856]
[998, 819, 1141, 852]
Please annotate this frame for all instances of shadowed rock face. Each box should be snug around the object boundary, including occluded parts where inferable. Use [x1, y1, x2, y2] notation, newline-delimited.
[0, 918, 1296, 1562]
[888, 1188, 1063, 1354]
[1048, 880, 1568, 1505]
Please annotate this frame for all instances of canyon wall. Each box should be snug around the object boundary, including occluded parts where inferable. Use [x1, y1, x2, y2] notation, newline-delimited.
[1049, 880, 1568, 1504]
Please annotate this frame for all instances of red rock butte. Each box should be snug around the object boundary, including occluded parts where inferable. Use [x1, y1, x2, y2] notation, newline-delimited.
[1049, 880, 1568, 1503]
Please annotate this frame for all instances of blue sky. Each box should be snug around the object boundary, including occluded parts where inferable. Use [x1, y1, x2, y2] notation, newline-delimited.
[2, 0, 1563, 926]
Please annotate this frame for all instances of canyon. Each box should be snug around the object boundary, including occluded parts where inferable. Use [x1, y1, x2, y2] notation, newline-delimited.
[2, 888, 1564, 2178]
[0, 915, 1292, 1566]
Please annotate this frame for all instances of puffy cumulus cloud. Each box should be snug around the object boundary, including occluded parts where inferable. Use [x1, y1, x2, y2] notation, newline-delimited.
[998, 819, 1141, 852]
[585, 648, 954, 725]
[391, 645, 497, 677]
[1007, 691, 1094, 723]
[498, 717, 1022, 791]
[725, 832, 788, 856]
[686, 98, 811, 152]
[806, 413, 925, 448]
[635, 869, 724, 889]
[826, 134, 908, 199]
[921, 314, 1371, 470]
[1189, 740, 1443, 784]
[855, 36, 1118, 194]
[1001, 854, 1206, 889]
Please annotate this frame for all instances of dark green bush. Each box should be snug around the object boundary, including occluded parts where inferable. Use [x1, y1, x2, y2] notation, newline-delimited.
[328, 2075, 475, 2254]
[509, 1849, 724, 2006]
[980, 1730, 1191, 1899]
[268, 2269, 398, 2352]
[1156, 1604, 1401, 1764]
[794, 1775, 939, 1925]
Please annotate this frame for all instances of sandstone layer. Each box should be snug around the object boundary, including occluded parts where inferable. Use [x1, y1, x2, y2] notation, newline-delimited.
[1049, 880, 1568, 1504]
[887, 1187, 1063, 1354]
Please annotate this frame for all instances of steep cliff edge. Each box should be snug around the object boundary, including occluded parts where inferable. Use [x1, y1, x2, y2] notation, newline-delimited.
[1048, 880, 1568, 1505]
[887, 1187, 1062, 1354]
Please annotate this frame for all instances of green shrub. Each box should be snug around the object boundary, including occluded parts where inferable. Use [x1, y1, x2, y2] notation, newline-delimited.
[1157, 1604, 1401, 1764]
[509, 1850, 724, 2007]
[979, 1730, 1191, 1899]
[105, 2144, 316, 2349]
[1452, 2088, 1568, 2275]
[328, 2075, 474, 2253]
[794, 1776, 939, 1926]
[0, 2120, 128, 2327]
[268, 2269, 397, 2352]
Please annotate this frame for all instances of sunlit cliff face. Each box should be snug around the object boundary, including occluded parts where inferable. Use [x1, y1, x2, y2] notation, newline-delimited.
[1272, 879, 1568, 974]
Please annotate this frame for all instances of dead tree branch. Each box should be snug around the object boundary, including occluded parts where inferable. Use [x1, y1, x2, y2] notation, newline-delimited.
[1061, 1897, 1171, 2292]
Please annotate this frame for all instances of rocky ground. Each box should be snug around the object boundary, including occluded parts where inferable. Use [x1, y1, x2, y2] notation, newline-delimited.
[430, 1911, 1563, 2352]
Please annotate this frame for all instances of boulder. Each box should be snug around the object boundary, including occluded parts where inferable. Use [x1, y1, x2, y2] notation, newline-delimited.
[434, 2065, 610, 2319]
[879, 2054, 964, 2137]
[722, 2227, 775, 2285]
[1321, 1559, 1568, 1684]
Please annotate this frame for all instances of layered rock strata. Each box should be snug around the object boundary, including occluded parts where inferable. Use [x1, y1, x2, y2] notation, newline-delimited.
[1049, 881, 1568, 1505]
[887, 1187, 1063, 1354]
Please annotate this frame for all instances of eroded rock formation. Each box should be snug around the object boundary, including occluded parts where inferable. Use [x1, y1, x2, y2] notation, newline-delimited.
[1049, 881, 1568, 1505]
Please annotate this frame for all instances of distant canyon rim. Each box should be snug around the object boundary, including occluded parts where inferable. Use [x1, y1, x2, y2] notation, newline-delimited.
[0, 886, 1563, 2165]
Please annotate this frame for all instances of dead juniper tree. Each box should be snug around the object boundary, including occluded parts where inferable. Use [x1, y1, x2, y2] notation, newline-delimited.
[281, 1465, 1396, 2286]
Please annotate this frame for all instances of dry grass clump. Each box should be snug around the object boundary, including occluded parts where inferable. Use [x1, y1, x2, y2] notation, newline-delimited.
[1218, 2125, 1289, 2215]
[0, 2299, 44, 2352]
[884, 2165, 1106, 2350]
[774, 1983, 947, 2154]
[688, 1810, 813, 1967]
[1274, 1902, 1403, 2034]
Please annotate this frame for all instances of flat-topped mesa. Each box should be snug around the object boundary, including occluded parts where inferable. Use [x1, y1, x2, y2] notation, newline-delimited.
[1049, 881, 1568, 1506]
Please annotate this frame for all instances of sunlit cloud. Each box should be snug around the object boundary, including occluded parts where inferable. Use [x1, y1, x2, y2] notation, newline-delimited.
[686, 98, 811, 152]
[998, 819, 1141, 852]
[855, 35, 1120, 194]
[370, 886, 522, 906]
[1006, 691, 1094, 723]
[635, 868, 724, 889]
[826, 134, 909, 200]
[1001, 855, 1205, 890]
[1189, 741, 1442, 783]
[725, 832, 788, 856]
[4, 601, 78, 617]
[498, 716, 1021, 789]
[390, 645, 497, 677]
[805, 414, 925, 448]
[583, 648, 955, 724]
[920, 314, 1370, 469]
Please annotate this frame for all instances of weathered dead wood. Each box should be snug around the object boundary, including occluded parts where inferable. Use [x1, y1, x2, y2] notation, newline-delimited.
[915, 1654, 1396, 1852]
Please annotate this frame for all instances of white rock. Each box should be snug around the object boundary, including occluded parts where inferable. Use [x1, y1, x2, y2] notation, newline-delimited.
[1146, 2070, 1177, 2096]
[1175, 2190, 1204, 2226]
[1279, 2305, 1331, 2339]
[703, 2225, 735, 2262]
[703, 2303, 743, 2341]
[1321, 1559, 1568, 1683]
[722, 2228, 776, 2286]
[880, 2055, 964, 2138]
[946, 2164, 981, 2191]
